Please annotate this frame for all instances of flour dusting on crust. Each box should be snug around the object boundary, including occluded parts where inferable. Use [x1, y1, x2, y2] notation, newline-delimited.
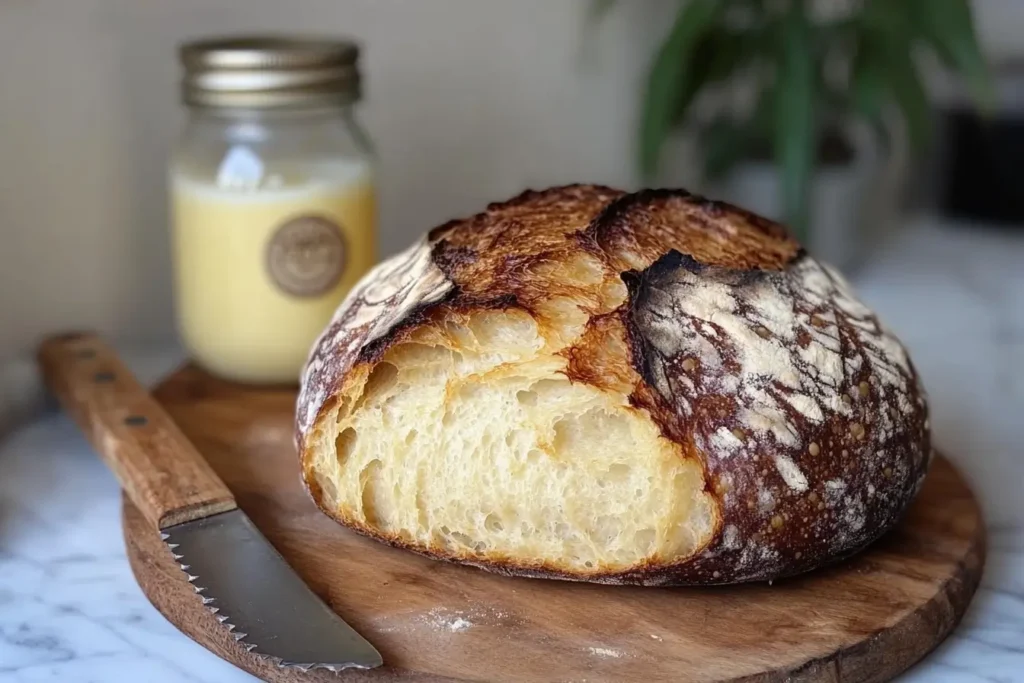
[627, 250, 930, 582]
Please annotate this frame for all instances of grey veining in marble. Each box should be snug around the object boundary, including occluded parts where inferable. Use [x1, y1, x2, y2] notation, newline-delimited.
[1, 218, 1023, 682]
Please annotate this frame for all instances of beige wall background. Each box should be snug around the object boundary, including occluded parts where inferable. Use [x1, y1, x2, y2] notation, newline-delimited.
[0, 0, 1019, 363]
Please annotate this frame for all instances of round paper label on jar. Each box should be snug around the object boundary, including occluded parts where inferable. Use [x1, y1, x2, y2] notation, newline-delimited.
[266, 215, 347, 297]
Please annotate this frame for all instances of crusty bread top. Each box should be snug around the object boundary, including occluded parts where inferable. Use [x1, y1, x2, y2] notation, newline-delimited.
[298, 185, 931, 584]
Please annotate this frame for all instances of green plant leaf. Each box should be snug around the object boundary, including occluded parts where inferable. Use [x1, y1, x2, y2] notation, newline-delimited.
[772, 4, 816, 242]
[670, 27, 755, 125]
[913, 0, 995, 112]
[886, 49, 932, 152]
[701, 116, 752, 180]
[852, 41, 883, 120]
[749, 85, 775, 141]
[638, 0, 721, 179]
[850, 36, 891, 152]
[861, 0, 907, 33]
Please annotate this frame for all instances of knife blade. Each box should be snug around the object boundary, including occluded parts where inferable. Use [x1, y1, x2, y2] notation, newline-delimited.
[38, 332, 383, 672]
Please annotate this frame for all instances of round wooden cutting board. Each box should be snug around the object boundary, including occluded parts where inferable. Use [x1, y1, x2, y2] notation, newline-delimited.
[124, 366, 985, 683]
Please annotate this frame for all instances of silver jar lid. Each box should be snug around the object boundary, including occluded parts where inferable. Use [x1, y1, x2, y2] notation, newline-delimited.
[179, 35, 361, 109]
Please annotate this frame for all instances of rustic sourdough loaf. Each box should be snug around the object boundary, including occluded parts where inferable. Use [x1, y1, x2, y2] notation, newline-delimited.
[296, 185, 931, 585]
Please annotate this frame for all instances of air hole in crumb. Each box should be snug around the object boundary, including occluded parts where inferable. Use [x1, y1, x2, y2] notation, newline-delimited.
[449, 531, 473, 547]
[353, 362, 398, 412]
[359, 459, 383, 527]
[336, 396, 352, 422]
[335, 427, 358, 464]
[442, 407, 456, 427]
[484, 514, 504, 532]
[516, 390, 538, 406]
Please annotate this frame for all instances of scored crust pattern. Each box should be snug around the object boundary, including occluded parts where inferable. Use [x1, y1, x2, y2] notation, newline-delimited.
[297, 185, 932, 585]
[624, 252, 930, 582]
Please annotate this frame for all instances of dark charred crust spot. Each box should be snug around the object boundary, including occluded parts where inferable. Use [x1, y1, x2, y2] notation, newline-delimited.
[448, 292, 520, 312]
[432, 242, 478, 276]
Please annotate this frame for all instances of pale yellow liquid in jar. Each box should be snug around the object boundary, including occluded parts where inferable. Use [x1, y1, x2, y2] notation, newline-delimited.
[171, 162, 376, 384]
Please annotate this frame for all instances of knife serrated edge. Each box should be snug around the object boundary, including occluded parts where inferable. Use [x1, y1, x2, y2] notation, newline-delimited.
[161, 533, 358, 672]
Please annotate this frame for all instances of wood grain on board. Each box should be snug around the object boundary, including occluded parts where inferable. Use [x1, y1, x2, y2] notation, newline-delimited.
[123, 364, 984, 682]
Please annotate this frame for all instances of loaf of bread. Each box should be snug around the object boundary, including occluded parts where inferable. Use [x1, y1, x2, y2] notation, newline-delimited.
[296, 185, 931, 586]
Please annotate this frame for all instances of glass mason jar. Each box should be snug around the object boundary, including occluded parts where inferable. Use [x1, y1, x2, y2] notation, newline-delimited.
[170, 36, 376, 385]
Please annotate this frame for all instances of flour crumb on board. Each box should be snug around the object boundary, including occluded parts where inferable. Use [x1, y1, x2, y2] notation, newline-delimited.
[447, 617, 473, 632]
[424, 607, 475, 632]
[419, 605, 511, 633]
[650, 634, 663, 641]
[586, 646, 626, 658]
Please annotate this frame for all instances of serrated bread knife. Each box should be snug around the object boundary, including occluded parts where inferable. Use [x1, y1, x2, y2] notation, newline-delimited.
[38, 333, 383, 672]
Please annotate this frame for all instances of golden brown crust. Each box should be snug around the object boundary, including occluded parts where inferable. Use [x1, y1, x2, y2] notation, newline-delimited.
[588, 188, 801, 272]
[297, 184, 932, 586]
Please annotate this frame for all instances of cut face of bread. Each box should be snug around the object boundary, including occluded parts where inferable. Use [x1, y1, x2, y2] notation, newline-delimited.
[298, 185, 932, 586]
[307, 308, 716, 574]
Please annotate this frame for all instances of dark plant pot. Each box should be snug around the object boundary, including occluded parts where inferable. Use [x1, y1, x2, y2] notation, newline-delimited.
[939, 107, 1024, 227]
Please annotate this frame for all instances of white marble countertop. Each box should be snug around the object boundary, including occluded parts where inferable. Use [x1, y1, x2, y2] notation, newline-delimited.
[1, 217, 1022, 682]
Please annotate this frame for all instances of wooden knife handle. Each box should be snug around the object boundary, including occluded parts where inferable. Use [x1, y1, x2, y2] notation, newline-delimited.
[38, 332, 237, 530]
